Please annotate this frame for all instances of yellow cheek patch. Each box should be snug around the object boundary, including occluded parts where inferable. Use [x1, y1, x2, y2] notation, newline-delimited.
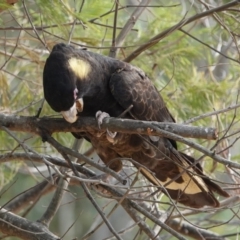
[68, 57, 91, 79]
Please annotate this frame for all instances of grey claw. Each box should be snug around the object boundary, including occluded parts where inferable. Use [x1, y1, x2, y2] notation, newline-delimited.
[107, 129, 117, 139]
[95, 111, 117, 143]
[96, 110, 110, 129]
[106, 129, 117, 143]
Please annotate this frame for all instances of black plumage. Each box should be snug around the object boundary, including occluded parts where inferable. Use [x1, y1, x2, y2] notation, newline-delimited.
[43, 43, 229, 208]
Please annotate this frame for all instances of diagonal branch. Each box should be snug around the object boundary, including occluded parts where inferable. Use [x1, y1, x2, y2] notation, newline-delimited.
[124, 0, 240, 62]
[0, 208, 59, 240]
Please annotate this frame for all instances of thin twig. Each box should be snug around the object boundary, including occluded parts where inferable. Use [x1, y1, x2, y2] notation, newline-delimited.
[22, 0, 47, 49]
[109, 0, 119, 58]
[109, 0, 151, 58]
[179, 28, 239, 64]
[184, 102, 240, 124]
[82, 182, 123, 240]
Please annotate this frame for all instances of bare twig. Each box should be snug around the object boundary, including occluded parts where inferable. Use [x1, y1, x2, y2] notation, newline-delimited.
[82, 182, 123, 240]
[109, 0, 151, 58]
[22, 0, 47, 49]
[184, 103, 240, 124]
[179, 28, 239, 64]
[109, 0, 119, 58]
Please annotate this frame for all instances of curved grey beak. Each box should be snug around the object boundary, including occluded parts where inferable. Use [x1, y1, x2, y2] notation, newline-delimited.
[61, 103, 78, 123]
[61, 98, 84, 123]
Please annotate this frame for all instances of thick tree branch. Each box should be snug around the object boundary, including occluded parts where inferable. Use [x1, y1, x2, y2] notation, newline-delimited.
[167, 219, 226, 240]
[0, 113, 218, 140]
[0, 208, 59, 240]
[1, 113, 239, 170]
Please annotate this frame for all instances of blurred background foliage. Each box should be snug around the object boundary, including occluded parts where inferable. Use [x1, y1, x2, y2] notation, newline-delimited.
[0, 0, 240, 239]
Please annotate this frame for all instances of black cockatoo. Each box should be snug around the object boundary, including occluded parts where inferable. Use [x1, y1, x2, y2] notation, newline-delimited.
[43, 43, 229, 208]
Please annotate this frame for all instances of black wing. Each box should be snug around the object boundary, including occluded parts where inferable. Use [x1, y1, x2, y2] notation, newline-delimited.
[109, 65, 175, 123]
[109, 66, 229, 208]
